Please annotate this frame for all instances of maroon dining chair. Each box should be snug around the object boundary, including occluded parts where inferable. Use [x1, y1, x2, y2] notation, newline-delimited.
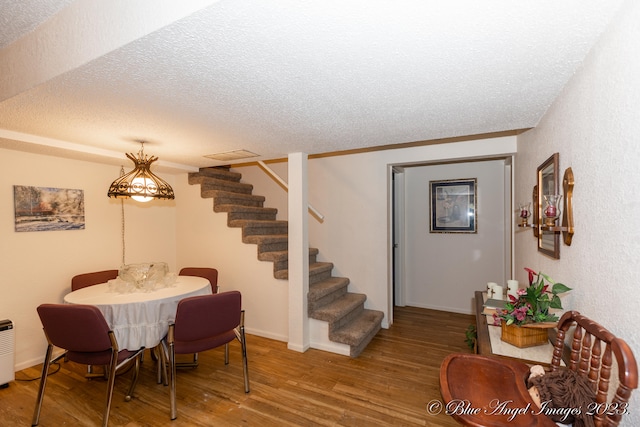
[178, 267, 219, 293]
[70, 269, 120, 377]
[161, 291, 249, 420]
[172, 267, 220, 368]
[32, 304, 144, 427]
[71, 269, 119, 291]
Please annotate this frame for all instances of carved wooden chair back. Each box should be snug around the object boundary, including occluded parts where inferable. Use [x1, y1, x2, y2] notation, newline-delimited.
[550, 311, 638, 427]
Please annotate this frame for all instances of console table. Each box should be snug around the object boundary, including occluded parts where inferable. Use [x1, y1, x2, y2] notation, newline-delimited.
[474, 290, 563, 366]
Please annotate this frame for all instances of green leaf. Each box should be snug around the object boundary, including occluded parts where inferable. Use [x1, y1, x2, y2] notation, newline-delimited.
[550, 295, 563, 309]
[537, 300, 550, 313]
[506, 318, 514, 326]
[534, 312, 547, 322]
[539, 272, 555, 284]
[552, 283, 572, 294]
[525, 292, 537, 306]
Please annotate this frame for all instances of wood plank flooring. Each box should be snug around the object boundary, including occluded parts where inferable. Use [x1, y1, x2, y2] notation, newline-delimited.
[1, 306, 474, 426]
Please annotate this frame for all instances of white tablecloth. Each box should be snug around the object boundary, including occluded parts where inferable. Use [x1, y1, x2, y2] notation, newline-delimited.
[63, 276, 211, 350]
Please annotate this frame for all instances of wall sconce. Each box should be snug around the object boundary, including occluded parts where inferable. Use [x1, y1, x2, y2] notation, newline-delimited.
[107, 142, 175, 202]
[542, 195, 562, 226]
[519, 166, 574, 247]
[518, 202, 531, 226]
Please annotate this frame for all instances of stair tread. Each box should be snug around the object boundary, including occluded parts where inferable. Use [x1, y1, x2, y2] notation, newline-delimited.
[244, 234, 288, 244]
[308, 277, 350, 301]
[258, 248, 319, 262]
[196, 167, 242, 182]
[329, 309, 384, 348]
[191, 176, 254, 194]
[310, 293, 366, 322]
[233, 219, 288, 226]
[216, 205, 278, 214]
[310, 262, 333, 272]
[202, 189, 265, 200]
[274, 261, 333, 280]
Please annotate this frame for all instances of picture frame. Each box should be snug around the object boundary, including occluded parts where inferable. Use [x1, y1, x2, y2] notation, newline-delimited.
[14, 185, 85, 232]
[430, 178, 477, 233]
[536, 153, 560, 259]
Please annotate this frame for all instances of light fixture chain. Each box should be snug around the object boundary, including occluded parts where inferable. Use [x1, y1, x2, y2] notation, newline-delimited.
[121, 199, 125, 266]
[118, 165, 126, 266]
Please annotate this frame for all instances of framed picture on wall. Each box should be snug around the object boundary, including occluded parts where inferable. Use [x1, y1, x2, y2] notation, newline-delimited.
[13, 185, 85, 232]
[429, 178, 477, 233]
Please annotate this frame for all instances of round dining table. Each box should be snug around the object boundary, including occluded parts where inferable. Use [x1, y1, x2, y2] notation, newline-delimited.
[63, 275, 211, 351]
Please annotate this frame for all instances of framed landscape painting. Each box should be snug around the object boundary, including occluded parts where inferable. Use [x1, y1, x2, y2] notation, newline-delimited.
[14, 185, 85, 232]
[430, 178, 477, 233]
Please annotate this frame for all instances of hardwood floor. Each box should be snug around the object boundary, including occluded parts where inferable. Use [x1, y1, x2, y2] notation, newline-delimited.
[1, 306, 474, 426]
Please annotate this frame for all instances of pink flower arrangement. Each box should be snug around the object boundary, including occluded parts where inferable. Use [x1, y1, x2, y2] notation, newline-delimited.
[494, 268, 571, 326]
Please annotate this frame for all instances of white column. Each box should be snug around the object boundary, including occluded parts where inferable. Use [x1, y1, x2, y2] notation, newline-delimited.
[287, 153, 309, 352]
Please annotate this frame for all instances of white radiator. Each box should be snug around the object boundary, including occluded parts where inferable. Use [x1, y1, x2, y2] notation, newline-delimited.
[0, 319, 15, 387]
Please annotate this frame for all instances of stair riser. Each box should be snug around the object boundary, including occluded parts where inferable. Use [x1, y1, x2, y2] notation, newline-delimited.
[189, 172, 247, 187]
[257, 241, 288, 252]
[242, 224, 289, 236]
[310, 268, 332, 285]
[308, 287, 348, 312]
[208, 193, 265, 207]
[348, 323, 382, 357]
[329, 304, 365, 333]
[228, 211, 277, 222]
[201, 182, 253, 195]
[273, 253, 317, 273]
[193, 168, 242, 182]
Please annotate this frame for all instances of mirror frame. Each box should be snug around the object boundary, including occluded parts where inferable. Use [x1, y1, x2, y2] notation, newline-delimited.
[537, 153, 560, 259]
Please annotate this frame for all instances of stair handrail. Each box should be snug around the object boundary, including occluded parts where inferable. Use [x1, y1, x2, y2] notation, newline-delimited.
[257, 161, 325, 221]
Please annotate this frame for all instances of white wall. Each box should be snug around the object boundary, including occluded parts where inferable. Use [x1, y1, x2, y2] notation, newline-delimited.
[233, 136, 517, 328]
[0, 148, 177, 369]
[514, 1, 640, 424]
[403, 160, 507, 313]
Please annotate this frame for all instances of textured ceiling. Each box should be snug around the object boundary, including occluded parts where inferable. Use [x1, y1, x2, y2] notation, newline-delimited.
[0, 0, 74, 49]
[0, 0, 626, 172]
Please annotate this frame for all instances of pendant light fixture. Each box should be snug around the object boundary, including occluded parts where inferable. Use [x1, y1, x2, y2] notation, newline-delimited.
[107, 142, 175, 202]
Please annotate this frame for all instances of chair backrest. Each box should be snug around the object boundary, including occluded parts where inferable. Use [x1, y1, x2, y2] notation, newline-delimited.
[550, 311, 638, 427]
[71, 269, 119, 291]
[37, 304, 114, 361]
[178, 267, 219, 293]
[173, 291, 241, 344]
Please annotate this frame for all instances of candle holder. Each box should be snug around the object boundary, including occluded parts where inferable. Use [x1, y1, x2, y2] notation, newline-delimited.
[518, 202, 531, 226]
[543, 195, 562, 227]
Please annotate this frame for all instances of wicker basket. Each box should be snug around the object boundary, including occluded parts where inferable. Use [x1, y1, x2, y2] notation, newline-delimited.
[500, 323, 549, 348]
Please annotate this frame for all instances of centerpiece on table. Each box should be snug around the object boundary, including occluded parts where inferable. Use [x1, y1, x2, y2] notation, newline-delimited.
[109, 262, 176, 293]
[494, 268, 571, 348]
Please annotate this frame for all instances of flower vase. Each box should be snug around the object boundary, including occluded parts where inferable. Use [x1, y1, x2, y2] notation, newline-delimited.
[500, 323, 550, 348]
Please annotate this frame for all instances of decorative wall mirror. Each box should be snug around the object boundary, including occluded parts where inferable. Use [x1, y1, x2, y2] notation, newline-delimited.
[537, 153, 560, 259]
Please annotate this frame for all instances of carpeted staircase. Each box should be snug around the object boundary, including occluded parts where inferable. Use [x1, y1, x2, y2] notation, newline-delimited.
[189, 166, 384, 357]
